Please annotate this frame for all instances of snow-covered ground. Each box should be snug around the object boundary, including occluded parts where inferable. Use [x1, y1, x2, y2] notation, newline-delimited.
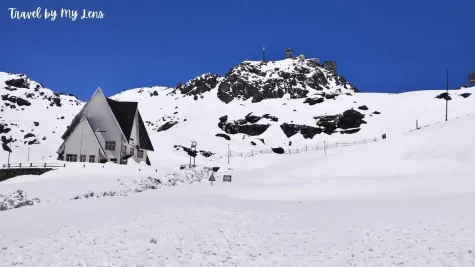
[1, 112, 475, 266]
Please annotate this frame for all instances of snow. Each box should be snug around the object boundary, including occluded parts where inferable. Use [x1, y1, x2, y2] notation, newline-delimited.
[1, 108, 475, 266]
[1, 65, 475, 266]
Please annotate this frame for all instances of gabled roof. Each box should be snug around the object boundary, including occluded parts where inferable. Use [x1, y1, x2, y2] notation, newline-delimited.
[61, 87, 154, 152]
[106, 98, 137, 141]
[137, 111, 154, 151]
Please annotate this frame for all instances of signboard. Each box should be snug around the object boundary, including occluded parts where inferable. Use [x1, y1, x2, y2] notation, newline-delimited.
[469, 72, 475, 86]
[323, 61, 337, 73]
[223, 175, 232, 182]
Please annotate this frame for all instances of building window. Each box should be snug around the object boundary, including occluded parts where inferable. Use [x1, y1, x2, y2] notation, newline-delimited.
[137, 150, 143, 158]
[130, 147, 134, 155]
[89, 155, 95, 163]
[66, 154, 77, 162]
[121, 145, 126, 154]
[80, 155, 86, 162]
[105, 141, 116, 150]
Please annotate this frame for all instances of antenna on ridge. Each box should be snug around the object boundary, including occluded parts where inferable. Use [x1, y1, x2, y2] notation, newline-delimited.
[262, 46, 266, 62]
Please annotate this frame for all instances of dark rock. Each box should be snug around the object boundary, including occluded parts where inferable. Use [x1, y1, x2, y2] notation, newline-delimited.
[272, 147, 285, 154]
[280, 123, 301, 138]
[244, 113, 262, 123]
[24, 133, 35, 139]
[49, 97, 62, 107]
[338, 109, 366, 129]
[288, 141, 292, 146]
[258, 138, 265, 144]
[4, 87, 17, 91]
[0, 123, 12, 134]
[340, 128, 361, 134]
[325, 94, 338, 100]
[5, 78, 29, 89]
[177, 73, 220, 96]
[435, 92, 452, 101]
[304, 97, 324, 105]
[358, 105, 368, 110]
[33, 122, 39, 126]
[27, 139, 39, 145]
[215, 133, 231, 140]
[251, 141, 256, 146]
[156, 121, 178, 132]
[262, 114, 278, 122]
[373, 111, 381, 115]
[460, 93, 472, 98]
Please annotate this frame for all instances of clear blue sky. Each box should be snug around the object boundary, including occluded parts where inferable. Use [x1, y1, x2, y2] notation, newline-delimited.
[2, 0, 474, 101]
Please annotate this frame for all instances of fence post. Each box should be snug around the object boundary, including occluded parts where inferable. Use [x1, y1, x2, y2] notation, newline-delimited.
[289, 149, 291, 154]
[305, 146, 307, 151]
[19, 163, 22, 168]
[297, 149, 299, 153]
[324, 141, 326, 156]
[241, 152, 243, 157]
[251, 150, 253, 156]
[64, 163, 66, 167]
[44, 163, 46, 168]
[30, 163, 32, 168]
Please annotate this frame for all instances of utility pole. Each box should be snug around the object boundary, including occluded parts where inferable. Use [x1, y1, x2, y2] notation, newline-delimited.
[7, 142, 11, 167]
[446, 69, 449, 122]
[228, 144, 230, 164]
[262, 46, 266, 62]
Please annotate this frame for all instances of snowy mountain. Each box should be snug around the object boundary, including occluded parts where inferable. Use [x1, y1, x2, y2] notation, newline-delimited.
[1, 58, 474, 169]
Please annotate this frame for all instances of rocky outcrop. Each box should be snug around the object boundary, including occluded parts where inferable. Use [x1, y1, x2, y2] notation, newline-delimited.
[272, 147, 285, 154]
[271, 109, 367, 137]
[215, 133, 231, 140]
[176, 73, 221, 96]
[5, 78, 30, 89]
[304, 97, 324, 105]
[156, 121, 178, 132]
[280, 123, 322, 139]
[435, 92, 452, 101]
[0, 123, 11, 134]
[218, 114, 271, 136]
[358, 105, 368, 110]
[1, 95, 31, 107]
[460, 93, 472, 98]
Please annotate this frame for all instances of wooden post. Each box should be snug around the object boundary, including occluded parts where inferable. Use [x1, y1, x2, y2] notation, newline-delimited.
[324, 141, 326, 156]
[416, 119, 419, 129]
[305, 146, 307, 151]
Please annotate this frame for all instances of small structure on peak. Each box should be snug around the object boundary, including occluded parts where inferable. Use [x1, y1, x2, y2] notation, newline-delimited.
[298, 54, 306, 61]
[56, 87, 154, 165]
[284, 48, 293, 59]
[323, 61, 337, 73]
[469, 72, 475, 86]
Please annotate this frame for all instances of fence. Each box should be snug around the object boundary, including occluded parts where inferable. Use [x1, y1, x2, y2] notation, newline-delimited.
[2, 163, 67, 169]
[210, 137, 379, 162]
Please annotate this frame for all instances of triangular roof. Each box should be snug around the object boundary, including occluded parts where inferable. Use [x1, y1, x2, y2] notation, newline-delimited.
[61, 87, 154, 151]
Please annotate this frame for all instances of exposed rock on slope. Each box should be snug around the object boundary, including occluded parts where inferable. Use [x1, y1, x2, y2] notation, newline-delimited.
[218, 114, 272, 136]
[280, 109, 367, 139]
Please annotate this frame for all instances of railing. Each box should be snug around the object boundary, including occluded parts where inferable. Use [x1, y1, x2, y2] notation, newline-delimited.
[2, 163, 67, 169]
[209, 137, 379, 162]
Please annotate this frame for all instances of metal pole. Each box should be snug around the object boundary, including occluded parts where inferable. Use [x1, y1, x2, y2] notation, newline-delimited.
[7, 142, 11, 166]
[446, 69, 449, 122]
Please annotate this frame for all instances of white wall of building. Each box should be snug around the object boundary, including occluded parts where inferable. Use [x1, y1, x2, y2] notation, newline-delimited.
[82, 89, 124, 160]
[63, 117, 101, 162]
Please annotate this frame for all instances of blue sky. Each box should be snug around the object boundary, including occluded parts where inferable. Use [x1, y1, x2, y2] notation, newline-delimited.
[1, 0, 474, 101]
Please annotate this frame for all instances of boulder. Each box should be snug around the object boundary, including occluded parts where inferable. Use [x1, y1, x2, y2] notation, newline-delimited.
[303, 97, 324, 105]
[460, 93, 472, 98]
[435, 92, 452, 101]
[215, 133, 231, 140]
[358, 105, 369, 110]
[156, 121, 178, 132]
[272, 147, 285, 154]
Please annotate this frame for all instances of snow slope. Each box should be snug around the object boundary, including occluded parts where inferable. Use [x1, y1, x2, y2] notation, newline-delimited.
[1, 108, 475, 266]
[1, 59, 474, 170]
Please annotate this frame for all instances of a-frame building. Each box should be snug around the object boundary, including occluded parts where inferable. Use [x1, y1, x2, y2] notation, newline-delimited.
[56, 87, 154, 165]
